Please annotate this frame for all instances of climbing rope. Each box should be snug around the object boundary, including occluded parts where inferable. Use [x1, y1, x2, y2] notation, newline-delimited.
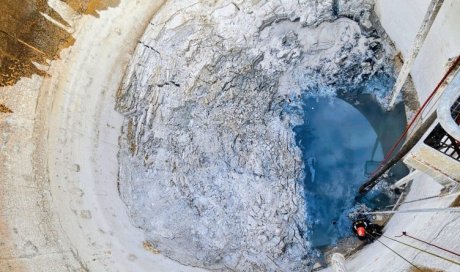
[381, 234, 460, 266]
[385, 191, 460, 208]
[368, 233, 423, 272]
[368, 55, 460, 181]
[363, 207, 460, 215]
[396, 231, 460, 258]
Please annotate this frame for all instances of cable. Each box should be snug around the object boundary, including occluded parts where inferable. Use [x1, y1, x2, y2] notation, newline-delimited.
[381, 234, 460, 266]
[396, 232, 460, 258]
[385, 191, 460, 208]
[363, 207, 460, 215]
[368, 233, 423, 272]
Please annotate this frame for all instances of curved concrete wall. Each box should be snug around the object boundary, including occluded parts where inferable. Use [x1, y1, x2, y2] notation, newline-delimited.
[0, 1, 204, 271]
[1, 1, 459, 272]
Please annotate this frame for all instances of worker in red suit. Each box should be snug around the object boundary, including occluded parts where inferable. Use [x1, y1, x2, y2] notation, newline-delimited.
[352, 218, 383, 241]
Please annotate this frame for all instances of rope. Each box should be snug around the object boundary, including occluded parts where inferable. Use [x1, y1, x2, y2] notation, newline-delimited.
[386, 191, 460, 208]
[363, 207, 460, 215]
[368, 233, 423, 271]
[381, 234, 460, 266]
[396, 231, 460, 258]
[368, 55, 460, 181]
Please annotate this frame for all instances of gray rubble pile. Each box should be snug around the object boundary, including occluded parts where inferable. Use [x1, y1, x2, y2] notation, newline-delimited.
[115, 0, 394, 271]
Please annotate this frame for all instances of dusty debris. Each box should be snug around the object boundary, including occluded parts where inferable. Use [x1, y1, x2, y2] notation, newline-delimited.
[115, 0, 396, 270]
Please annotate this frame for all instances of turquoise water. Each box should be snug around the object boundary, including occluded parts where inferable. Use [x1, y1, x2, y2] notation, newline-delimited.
[294, 92, 407, 248]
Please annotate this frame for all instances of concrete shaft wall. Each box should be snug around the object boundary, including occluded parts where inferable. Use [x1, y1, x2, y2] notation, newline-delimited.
[375, 0, 460, 108]
[1, 1, 459, 272]
[0, 1, 204, 271]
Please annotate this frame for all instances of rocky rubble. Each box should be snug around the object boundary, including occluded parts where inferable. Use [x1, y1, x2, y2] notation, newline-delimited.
[115, 0, 395, 271]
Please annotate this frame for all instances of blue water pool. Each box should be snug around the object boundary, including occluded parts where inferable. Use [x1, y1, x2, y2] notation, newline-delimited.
[294, 92, 407, 248]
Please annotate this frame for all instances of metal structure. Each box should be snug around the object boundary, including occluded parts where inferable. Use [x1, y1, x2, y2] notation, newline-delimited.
[424, 88, 460, 161]
[424, 125, 460, 161]
[360, 58, 460, 194]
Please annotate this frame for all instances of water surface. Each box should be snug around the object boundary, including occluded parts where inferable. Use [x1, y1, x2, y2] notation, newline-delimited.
[294, 93, 407, 248]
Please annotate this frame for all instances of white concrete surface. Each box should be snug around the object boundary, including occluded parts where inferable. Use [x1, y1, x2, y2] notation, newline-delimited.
[387, 0, 444, 109]
[0, 1, 205, 271]
[438, 85, 460, 141]
[375, 0, 460, 114]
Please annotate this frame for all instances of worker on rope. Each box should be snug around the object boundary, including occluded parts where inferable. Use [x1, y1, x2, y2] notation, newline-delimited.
[352, 218, 383, 242]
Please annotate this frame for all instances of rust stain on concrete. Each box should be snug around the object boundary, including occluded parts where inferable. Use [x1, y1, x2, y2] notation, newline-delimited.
[0, 1, 120, 270]
[0, 103, 12, 113]
[0, 0, 120, 87]
[62, 0, 120, 17]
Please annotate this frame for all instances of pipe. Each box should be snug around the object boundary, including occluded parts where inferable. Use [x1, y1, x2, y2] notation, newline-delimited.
[387, 0, 445, 109]
[391, 170, 420, 189]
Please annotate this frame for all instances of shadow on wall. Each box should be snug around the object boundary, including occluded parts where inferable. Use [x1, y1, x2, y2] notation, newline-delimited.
[0, 0, 120, 86]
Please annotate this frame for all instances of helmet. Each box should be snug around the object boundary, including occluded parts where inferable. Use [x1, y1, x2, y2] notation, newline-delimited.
[357, 226, 366, 237]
